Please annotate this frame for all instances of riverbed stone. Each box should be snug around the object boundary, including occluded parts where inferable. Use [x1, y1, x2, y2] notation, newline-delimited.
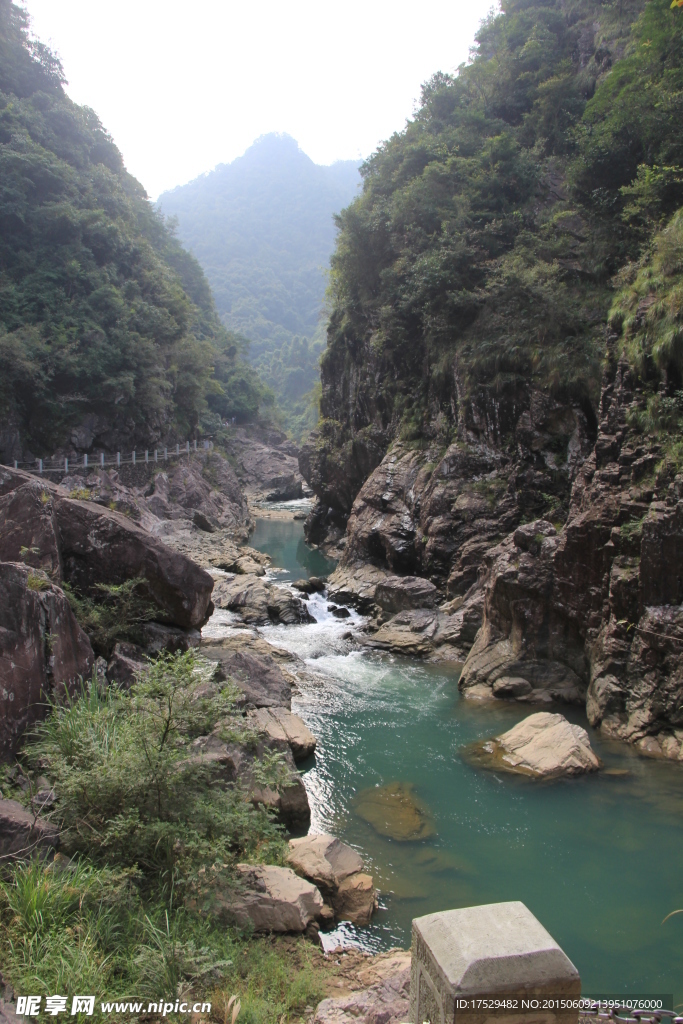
[410, 901, 581, 1024]
[354, 781, 434, 840]
[467, 712, 601, 779]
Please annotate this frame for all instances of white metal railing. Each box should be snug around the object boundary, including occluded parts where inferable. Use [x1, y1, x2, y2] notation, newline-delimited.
[5, 437, 214, 476]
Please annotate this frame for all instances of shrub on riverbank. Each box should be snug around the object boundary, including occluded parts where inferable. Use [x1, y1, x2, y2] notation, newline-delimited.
[0, 652, 328, 1022]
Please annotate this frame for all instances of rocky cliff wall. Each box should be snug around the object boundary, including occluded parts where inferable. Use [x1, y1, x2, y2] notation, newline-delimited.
[313, 358, 683, 761]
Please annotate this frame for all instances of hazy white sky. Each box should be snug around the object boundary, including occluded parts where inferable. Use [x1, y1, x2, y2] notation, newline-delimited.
[21, 0, 497, 200]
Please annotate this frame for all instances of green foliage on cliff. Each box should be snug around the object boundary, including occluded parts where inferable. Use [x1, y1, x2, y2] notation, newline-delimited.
[0, 1, 268, 458]
[323, 0, 683, 442]
[158, 135, 360, 438]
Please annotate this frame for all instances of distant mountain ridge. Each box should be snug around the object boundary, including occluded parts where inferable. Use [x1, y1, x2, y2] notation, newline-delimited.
[158, 134, 361, 437]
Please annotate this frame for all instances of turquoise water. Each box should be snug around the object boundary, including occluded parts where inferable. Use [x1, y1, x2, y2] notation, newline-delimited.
[249, 519, 683, 1002]
[249, 515, 336, 582]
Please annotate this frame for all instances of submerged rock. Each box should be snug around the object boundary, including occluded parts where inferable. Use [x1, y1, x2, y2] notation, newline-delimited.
[466, 712, 601, 779]
[355, 781, 435, 841]
[328, 605, 351, 619]
[287, 833, 377, 925]
[217, 864, 324, 933]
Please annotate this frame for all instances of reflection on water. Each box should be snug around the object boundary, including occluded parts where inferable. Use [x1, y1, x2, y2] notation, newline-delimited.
[234, 519, 683, 1000]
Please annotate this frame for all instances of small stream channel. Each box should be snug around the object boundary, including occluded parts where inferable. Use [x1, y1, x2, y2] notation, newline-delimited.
[206, 514, 683, 1002]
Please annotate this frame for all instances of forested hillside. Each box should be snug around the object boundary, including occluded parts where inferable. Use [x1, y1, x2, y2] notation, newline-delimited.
[158, 135, 360, 437]
[307, 0, 683, 503]
[0, 0, 268, 463]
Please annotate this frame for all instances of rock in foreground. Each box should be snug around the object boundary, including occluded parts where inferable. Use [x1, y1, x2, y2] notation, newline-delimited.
[0, 562, 94, 756]
[467, 712, 601, 779]
[248, 707, 316, 760]
[288, 834, 377, 925]
[0, 470, 214, 630]
[217, 864, 324, 933]
[0, 796, 60, 860]
[314, 953, 411, 1024]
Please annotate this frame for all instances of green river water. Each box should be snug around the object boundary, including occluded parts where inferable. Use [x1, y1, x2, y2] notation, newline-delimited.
[242, 516, 683, 1001]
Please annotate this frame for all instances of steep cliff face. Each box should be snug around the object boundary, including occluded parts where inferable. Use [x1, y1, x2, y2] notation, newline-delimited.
[461, 357, 683, 759]
[336, 385, 594, 588]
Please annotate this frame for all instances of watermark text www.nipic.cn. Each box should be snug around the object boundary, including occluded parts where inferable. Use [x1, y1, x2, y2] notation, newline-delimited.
[16, 996, 213, 1017]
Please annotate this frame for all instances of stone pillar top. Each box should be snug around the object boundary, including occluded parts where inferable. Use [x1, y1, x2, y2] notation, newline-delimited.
[412, 901, 580, 996]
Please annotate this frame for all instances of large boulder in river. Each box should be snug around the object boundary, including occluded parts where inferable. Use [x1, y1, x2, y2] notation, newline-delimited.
[212, 574, 314, 626]
[467, 712, 600, 779]
[0, 562, 94, 757]
[288, 834, 377, 925]
[217, 864, 324, 933]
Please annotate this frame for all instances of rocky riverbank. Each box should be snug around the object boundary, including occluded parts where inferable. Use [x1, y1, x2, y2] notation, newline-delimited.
[300, 358, 683, 763]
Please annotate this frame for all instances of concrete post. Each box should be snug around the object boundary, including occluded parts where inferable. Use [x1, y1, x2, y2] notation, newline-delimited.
[132, 450, 136, 466]
[410, 902, 580, 1024]
[38, 459, 43, 475]
[84, 454, 88, 468]
[116, 452, 121, 467]
[145, 450, 149, 464]
[164, 447, 168, 461]
[13, 460, 17, 469]
[176, 443, 180, 456]
[64, 457, 68, 473]
[154, 449, 158, 463]
[193, 439, 197, 451]
[100, 452, 105, 468]
[186, 441, 190, 454]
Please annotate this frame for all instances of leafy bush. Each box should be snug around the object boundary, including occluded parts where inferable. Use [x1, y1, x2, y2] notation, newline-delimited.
[25, 653, 284, 888]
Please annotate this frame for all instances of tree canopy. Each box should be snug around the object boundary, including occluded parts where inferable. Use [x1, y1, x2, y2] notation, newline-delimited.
[321, 0, 683, 444]
[0, 0, 268, 460]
